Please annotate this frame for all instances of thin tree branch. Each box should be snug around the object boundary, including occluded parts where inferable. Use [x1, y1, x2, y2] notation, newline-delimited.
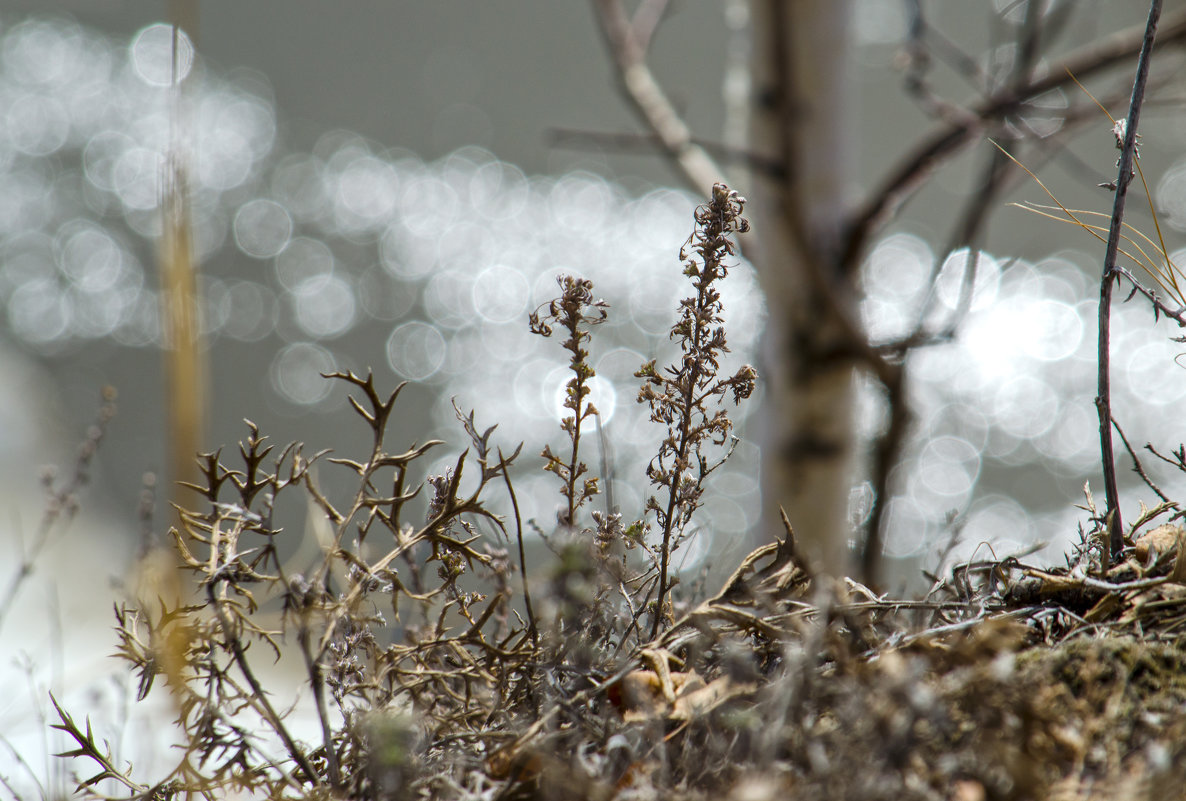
[591, 0, 726, 194]
[904, 0, 987, 92]
[1113, 265, 1186, 325]
[863, 5, 1052, 582]
[1099, 0, 1162, 562]
[630, 0, 670, 52]
[861, 367, 907, 583]
[546, 126, 785, 177]
[841, 6, 1186, 277]
[1111, 416, 1169, 503]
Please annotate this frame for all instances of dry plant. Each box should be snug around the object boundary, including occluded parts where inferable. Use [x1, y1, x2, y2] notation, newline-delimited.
[53, 369, 535, 799]
[0, 387, 118, 637]
[634, 183, 757, 636]
[42, 177, 1186, 800]
[529, 275, 609, 530]
[1002, 0, 1179, 564]
[51, 183, 757, 800]
[25, 7, 1186, 798]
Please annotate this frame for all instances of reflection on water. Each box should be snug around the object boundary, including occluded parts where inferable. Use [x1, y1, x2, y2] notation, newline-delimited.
[0, 17, 770, 572]
[4, 16, 1186, 578]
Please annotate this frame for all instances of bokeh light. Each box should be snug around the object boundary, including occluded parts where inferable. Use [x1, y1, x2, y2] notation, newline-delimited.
[270, 342, 336, 405]
[130, 23, 193, 87]
[387, 321, 446, 380]
[3, 15, 1186, 583]
[234, 198, 292, 259]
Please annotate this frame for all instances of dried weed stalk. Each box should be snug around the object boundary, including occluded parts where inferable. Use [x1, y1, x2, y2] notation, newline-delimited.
[1002, 1, 1171, 564]
[0, 386, 118, 636]
[636, 182, 757, 636]
[529, 275, 608, 529]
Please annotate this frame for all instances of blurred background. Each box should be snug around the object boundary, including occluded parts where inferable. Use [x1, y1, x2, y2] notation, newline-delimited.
[4, 1, 1186, 794]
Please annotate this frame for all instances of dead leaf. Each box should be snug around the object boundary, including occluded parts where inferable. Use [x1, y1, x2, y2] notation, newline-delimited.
[1133, 524, 1183, 563]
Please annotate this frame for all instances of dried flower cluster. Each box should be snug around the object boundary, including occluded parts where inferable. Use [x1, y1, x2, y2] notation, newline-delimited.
[635, 182, 757, 636]
[529, 275, 608, 529]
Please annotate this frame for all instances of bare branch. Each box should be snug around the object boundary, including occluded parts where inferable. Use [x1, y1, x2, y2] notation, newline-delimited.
[1112, 416, 1170, 503]
[842, 6, 1186, 277]
[630, 0, 670, 52]
[1113, 265, 1186, 325]
[591, 0, 726, 194]
[546, 126, 785, 177]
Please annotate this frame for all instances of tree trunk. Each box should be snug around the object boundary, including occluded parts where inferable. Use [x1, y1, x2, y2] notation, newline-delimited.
[748, 1, 857, 577]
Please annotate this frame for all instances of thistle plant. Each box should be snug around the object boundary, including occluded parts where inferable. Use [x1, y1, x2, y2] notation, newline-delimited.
[51, 370, 535, 799]
[529, 275, 609, 529]
[636, 182, 757, 637]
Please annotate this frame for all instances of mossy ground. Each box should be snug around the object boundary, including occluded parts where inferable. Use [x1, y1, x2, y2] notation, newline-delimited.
[489, 539, 1186, 801]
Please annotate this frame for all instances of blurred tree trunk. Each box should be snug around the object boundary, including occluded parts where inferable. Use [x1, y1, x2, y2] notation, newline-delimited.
[747, 1, 858, 577]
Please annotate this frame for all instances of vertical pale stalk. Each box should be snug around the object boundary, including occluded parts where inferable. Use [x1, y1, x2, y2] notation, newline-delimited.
[141, 5, 205, 616]
[161, 6, 206, 515]
[748, 0, 856, 578]
[161, 159, 203, 509]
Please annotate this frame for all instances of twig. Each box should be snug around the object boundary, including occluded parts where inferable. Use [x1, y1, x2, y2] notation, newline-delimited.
[207, 581, 321, 787]
[1098, 0, 1162, 562]
[1111, 416, 1169, 502]
[1061, 571, 1171, 594]
[298, 627, 340, 789]
[841, 5, 1186, 276]
[903, 0, 988, 94]
[866, 606, 1038, 658]
[545, 127, 785, 178]
[498, 451, 537, 645]
[901, 0, 981, 127]
[1113, 265, 1186, 326]
[591, 0, 725, 194]
[1144, 442, 1186, 477]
